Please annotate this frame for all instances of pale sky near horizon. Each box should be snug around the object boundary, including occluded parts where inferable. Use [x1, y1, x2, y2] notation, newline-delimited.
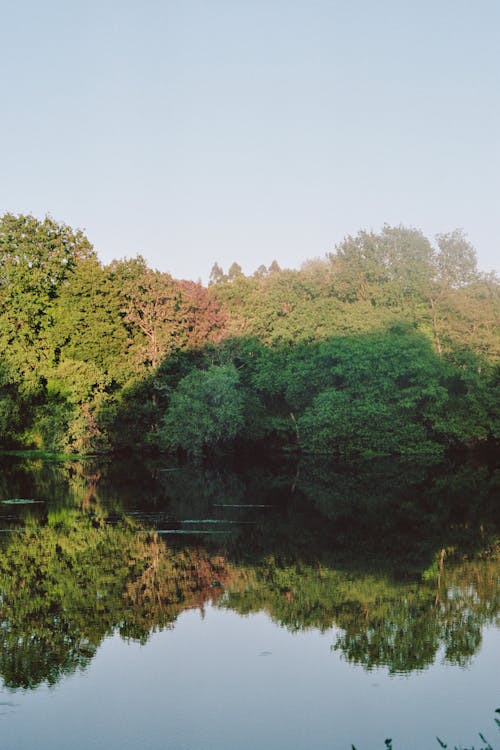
[1, 0, 498, 282]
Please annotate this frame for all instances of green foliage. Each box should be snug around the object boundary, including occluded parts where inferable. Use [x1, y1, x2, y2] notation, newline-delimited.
[49, 256, 134, 382]
[0, 361, 20, 443]
[0, 213, 497, 456]
[160, 364, 247, 455]
[0, 213, 95, 385]
[299, 388, 430, 456]
[268, 330, 497, 456]
[435, 229, 478, 288]
[331, 225, 435, 306]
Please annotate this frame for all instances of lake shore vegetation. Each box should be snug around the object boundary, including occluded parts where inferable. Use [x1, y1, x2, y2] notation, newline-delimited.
[0, 213, 498, 458]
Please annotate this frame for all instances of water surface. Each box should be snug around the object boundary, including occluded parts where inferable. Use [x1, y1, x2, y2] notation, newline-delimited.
[0, 454, 498, 749]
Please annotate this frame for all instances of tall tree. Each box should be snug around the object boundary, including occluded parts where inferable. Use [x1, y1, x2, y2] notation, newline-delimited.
[0, 214, 95, 386]
[209, 262, 225, 285]
[425, 230, 480, 356]
[331, 225, 434, 308]
[178, 280, 226, 349]
[112, 257, 184, 369]
[435, 230, 478, 287]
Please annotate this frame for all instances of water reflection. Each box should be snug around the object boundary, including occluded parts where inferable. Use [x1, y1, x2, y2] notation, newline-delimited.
[0, 454, 498, 689]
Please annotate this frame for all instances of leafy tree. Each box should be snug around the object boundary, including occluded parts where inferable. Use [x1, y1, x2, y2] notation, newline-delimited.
[268, 260, 281, 274]
[177, 280, 226, 349]
[49, 256, 134, 383]
[435, 229, 478, 288]
[0, 361, 20, 444]
[0, 213, 95, 387]
[227, 261, 244, 280]
[112, 257, 184, 369]
[160, 364, 246, 455]
[330, 225, 434, 308]
[253, 264, 268, 278]
[209, 262, 225, 285]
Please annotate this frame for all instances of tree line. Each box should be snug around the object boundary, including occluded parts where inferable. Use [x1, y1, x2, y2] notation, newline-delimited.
[0, 213, 498, 456]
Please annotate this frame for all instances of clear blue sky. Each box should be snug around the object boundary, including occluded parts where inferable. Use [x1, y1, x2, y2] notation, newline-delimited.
[1, 0, 498, 281]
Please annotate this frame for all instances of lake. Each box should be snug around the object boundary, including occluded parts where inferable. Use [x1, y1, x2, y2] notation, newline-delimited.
[0, 453, 498, 749]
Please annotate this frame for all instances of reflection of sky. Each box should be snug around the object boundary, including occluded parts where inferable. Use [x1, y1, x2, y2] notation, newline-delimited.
[2, 606, 498, 750]
[0, 1, 498, 282]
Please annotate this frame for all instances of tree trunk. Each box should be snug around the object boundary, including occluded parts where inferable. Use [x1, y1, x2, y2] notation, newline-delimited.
[429, 297, 443, 357]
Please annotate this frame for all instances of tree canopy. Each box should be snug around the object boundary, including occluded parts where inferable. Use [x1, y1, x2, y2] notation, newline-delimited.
[0, 213, 497, 457]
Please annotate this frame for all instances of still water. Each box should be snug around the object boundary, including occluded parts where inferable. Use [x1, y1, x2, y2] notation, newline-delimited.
[0, 454, 498, 749]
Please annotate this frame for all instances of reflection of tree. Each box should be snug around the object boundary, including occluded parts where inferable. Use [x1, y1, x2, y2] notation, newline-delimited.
[220, 552, 500, 674]
[332, 555, 499, 673]
[0, 506, 230, 688]
[122, 535, 232, 641]
[333, 598, 441, 673]
[0, 454, 498, 688]
[0, 509, 136, 688]
[295, 457, 500, 573]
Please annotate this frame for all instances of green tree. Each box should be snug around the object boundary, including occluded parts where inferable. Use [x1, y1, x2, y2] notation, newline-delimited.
[111, 257, 184, 369]
[0, 213, 95, 387]
[209, 262, 225, 285]
[0, 361, 20, 444]
[227, 261, 244, 281]
[49, 256, 134, 383]
[330, 225, 434, 307]
[160, 364, 246, 455]
[435, 229, 478, 288]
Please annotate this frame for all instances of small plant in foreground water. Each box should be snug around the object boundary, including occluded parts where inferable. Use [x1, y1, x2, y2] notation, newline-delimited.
[351, 709, 500, 750]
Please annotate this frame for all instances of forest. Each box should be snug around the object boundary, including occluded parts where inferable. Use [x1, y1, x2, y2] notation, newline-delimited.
[0, 212, 498, 458]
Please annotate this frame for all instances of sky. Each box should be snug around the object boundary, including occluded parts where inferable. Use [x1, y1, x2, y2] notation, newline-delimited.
[1, 0, 498, 282]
